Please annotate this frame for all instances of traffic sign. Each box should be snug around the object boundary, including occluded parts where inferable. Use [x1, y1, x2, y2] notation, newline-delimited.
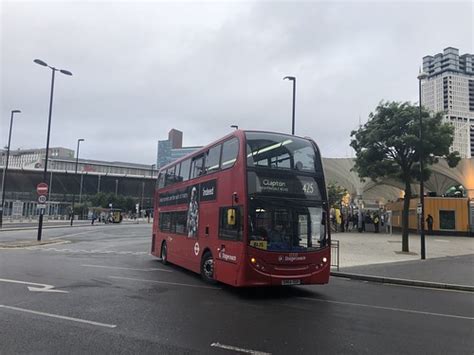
[37, 204, 46, 210]
[37, 183, 49, 196]
[38, 195, 47, 204]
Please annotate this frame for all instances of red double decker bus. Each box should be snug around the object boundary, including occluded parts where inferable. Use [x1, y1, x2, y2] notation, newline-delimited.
[151, 130, 331, 287]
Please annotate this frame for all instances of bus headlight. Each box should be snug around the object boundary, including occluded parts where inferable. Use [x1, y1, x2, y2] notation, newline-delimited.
[250, 257, 256, 264]
[322, 257, 327, 263]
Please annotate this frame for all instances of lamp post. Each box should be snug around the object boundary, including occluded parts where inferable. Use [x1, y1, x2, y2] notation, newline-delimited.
[71, 138, 84, 226]
[0, 109, 21, 228]
[34, 58, 72, 241]
[418, 69, 428, 260]
[283, 76, 296, 135]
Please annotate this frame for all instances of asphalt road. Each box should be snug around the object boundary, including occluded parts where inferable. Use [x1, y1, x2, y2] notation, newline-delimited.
[1, 225, 473, 354]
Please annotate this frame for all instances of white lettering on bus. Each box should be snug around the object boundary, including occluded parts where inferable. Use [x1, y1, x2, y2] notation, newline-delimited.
[262, 179, 286, 188]
[278, 254, 306, 262]
[218, 248, 237, 262]
[202, 187, 214, 196]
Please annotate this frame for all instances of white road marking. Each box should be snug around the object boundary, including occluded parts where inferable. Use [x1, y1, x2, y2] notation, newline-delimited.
[297, 297, 474, 321]
[434, 239, 450, 243]
[50, 230, 92, 240]
[0, 277, 68, 293]
[210, 342, 271, 355]
[30, 247, 148, 255]
[109, 276, 220, 290]
[0, 305, 116, 328]
[81, 264, 172, 272]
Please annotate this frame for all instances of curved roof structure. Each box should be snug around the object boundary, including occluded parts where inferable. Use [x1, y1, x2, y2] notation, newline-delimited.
[322, 158, 474, 203]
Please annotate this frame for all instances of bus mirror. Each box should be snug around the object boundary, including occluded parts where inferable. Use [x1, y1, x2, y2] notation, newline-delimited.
[227, 208, 236, 226]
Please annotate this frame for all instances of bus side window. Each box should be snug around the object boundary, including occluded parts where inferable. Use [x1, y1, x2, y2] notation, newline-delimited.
[191, 155, 205, 179]
[221, 138, 239, 169]
[180, 159, 191, 182]
[205, 144, 221, 174]
[219, 206, 242, 240]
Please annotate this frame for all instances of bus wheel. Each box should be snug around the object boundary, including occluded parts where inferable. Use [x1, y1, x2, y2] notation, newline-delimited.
[201, 252, 216, 284]
[161, 242, 168, 265]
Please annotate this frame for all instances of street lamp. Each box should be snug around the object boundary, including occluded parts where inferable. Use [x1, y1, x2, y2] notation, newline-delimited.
[0, 109, 21, 228]
[283, 76, 296, 135]
[418, 69, 428, 260]
[70, 138, 84, 226]
[34, 58, 72, 241]
[230, 125, 238, 130]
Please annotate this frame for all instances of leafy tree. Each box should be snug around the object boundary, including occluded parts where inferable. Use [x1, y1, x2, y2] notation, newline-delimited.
[350, 101, 460, 252]
[327, 182, 348, 208]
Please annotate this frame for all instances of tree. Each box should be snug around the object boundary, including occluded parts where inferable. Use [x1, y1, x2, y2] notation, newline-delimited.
[327, 182, 348, 208]
[350, 101, 460, 252]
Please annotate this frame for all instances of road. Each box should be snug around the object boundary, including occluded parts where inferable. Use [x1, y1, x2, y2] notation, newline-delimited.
[1, 224, 473, 354]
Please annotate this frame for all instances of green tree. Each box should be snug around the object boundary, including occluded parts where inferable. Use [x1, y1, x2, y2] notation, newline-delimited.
[327, 182, 348, 208]
[350, 101, 460, 252]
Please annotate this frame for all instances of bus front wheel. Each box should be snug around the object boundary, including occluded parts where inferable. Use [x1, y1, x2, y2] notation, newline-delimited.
[201, 251, 216, 284]
[161, 242, 168, 265]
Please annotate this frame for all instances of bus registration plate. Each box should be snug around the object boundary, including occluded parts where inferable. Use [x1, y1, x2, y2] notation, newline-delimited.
[281, 279, 301, 286]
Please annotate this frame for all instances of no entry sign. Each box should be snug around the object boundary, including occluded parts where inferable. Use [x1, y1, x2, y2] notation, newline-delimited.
[37, 183, 49, 196]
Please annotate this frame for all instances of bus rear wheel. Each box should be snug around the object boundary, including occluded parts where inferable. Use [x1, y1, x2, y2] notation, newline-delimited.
[161, 242, 168, 265]
[201, 252, 216, 284]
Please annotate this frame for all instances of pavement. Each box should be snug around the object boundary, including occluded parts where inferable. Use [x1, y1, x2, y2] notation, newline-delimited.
[1, 222, 473, 291]
[331, 231, 474, 291]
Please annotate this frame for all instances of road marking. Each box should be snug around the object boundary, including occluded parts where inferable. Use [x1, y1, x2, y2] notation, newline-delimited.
[0, 277, 68, 293]
[434, 239, 450, 243]
[30, 247, 148, 256]
[210, 342, 271, 355]
[81, 264, 172, 272]
[109, 276, 220, 290]
[296, 297, 474, 321]
[50, 230, 92, 240]
[0, 305, 116, 328]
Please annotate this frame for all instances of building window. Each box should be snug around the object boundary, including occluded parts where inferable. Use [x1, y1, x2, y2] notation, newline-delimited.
[439, 210, 455, 230]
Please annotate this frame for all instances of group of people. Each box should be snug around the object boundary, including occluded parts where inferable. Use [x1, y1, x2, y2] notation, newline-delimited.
[331, 209, 386, 233]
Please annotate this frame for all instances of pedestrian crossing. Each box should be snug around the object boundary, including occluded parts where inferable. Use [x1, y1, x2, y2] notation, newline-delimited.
[26, 246, 148, 256]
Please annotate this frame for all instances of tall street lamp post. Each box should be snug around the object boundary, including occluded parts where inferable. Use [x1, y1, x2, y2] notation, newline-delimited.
[283, 76, 296, 135]
[418, 70, 428, 260]
[0, 109, 21, 228]
[34, 59, 72, 241]
[71, 138, 84, 226]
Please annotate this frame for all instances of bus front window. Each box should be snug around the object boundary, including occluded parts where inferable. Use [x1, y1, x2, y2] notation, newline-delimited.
[248, 198, 326, 252]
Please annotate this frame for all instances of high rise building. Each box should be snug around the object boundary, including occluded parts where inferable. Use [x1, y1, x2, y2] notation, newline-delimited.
[156, 129, 201, 168]
[421, 47, 474, 158]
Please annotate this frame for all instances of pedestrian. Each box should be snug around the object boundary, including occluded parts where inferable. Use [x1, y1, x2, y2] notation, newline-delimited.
[373, 214, 380, 233]
[340, 213, 345, 232]
[426, 214, 434, 234]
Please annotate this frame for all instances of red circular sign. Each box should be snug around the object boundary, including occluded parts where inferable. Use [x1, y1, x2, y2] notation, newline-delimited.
[37, 182, 49, 196]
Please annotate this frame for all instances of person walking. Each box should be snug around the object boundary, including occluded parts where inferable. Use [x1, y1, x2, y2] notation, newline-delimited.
[426, 214, 434, 234]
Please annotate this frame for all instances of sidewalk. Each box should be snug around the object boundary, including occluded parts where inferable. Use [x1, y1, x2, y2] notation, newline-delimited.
[332, 231, 474, 291]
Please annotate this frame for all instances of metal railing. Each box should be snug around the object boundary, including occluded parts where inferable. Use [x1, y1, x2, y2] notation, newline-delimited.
[331, 239, 340, 271]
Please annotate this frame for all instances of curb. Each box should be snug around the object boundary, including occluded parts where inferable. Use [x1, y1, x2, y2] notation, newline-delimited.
[331, 271, 474, 292]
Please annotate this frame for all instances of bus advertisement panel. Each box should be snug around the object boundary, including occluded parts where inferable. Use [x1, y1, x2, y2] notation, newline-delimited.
[151, 130, 330, 287]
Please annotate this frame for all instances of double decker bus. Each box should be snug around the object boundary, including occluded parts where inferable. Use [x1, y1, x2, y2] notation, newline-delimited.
[151, 130, 330, 287]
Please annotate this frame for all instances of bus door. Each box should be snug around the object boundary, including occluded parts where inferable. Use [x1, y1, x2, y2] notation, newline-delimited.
[214, 206, 244, 285]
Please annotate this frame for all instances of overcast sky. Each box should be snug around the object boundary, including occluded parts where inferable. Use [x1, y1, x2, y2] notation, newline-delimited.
[1, 0, 472, 165]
